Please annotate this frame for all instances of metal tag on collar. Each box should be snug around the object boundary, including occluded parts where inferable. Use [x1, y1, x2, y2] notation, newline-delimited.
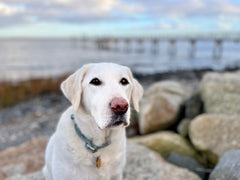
[85, 142, 97, 153]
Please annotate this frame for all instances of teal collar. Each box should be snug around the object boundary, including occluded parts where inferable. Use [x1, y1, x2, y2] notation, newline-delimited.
[71, 114, 110, 153]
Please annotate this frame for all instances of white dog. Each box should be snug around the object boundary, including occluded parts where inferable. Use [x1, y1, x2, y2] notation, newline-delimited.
[43, 63, 143, 180]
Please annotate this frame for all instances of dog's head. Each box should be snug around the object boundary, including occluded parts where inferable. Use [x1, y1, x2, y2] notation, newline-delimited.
[61, 63, 143, 129]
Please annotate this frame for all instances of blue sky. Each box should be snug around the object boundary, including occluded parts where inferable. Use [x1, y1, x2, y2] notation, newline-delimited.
[0, 0, 240, 38]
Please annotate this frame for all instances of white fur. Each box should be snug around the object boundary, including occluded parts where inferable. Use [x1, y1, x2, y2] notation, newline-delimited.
[43, 63, 143, 180]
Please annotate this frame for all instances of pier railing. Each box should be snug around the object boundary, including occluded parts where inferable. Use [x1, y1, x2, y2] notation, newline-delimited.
[79, 33, 240, 59]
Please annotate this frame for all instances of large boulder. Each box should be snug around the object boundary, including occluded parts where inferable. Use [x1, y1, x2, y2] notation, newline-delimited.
[129, 131, 203, 163]
[123, 143, 201, 180]
[139, 81, 190, 134]
[209, 150, 240, 180]
[200, 71, 240, 115]
[189, 114, 240, 164]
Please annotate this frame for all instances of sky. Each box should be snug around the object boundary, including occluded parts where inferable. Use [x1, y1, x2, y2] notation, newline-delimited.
[0, 0, 240, 38]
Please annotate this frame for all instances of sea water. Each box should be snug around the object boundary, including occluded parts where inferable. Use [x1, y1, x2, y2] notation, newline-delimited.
[0, 39, 239, 82]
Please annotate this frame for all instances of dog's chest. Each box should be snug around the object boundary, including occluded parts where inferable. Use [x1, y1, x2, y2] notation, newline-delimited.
[65, 137, 125, 169]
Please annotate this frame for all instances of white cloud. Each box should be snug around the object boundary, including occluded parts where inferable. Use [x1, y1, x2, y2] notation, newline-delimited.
[0, 0, 239, 31]
[0, 2, 24, 16]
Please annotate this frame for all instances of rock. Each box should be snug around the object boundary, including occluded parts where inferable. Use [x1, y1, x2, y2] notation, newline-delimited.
[209, 150, 240, 180]
[200, 71, 240, 115]
[139, 81, 190, 134]
[166, 152, 206, 179]
[129, 131, 203, 163]
[189, 114, 240, 164]
[123, 143, 201, 180]
[0, 138, 47, 179]
[177, 118, 191, 137]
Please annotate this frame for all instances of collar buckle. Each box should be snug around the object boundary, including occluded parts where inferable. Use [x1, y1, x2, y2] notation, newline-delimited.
[85, 142, 97, 153]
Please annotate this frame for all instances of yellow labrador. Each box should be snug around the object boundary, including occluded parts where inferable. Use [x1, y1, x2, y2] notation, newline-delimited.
[43, 63, 143, 180]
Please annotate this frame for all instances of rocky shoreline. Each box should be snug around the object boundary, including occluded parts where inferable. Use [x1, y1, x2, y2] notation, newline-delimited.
[1, 69, 240, 180]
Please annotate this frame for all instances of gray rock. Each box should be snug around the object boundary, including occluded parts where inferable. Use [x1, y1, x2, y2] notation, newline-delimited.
[166, 152, 206, 179]
[200, 71, 240, 115]
[209, 150, 240, 180]
[189, 114, 240, 164]
[124, 143, 201, 180]
[139, 81, 191, 134]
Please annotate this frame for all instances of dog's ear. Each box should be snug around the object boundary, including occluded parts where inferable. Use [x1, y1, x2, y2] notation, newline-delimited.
[126, 68, 144, 112]
[61, 64, 92, 112]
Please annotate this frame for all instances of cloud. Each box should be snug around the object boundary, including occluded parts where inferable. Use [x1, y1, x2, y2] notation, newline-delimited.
[0, 2, 24, 16]
[0, 0, 239, 32]
[0, 0, 144, 26]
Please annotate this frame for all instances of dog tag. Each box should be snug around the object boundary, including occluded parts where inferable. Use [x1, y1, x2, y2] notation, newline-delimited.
[96, 157, 101, 168]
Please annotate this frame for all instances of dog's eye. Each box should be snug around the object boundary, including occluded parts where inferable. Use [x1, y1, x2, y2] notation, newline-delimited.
[90, 78, 102, 86]
[120, 78, 129, 85]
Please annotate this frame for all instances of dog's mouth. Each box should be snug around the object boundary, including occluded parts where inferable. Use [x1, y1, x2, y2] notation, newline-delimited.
[112, 120, 127, 126]
[106, 114, 128, 128]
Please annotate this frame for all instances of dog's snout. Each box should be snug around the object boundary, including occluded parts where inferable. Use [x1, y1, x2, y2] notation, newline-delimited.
[110, 98, 128, 115]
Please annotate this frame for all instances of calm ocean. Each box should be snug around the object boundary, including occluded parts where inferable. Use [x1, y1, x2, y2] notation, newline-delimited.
[0, 39, 240, 82]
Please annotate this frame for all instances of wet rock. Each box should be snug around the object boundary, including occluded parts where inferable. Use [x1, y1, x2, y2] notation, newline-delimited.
[189, 114, 240, 164]
[139, 81, 190, 134]
[129, 131, 203, 163]
[124, 143, 201, 180]
[200, 71, 240, 115]
[209, 150, 240, 180]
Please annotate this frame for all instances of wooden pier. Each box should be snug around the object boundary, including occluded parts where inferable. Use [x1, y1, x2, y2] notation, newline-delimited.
[80, 33, 240, 59]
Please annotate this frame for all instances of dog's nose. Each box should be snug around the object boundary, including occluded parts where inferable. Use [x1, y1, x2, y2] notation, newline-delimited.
[110, 98, 128, 115]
